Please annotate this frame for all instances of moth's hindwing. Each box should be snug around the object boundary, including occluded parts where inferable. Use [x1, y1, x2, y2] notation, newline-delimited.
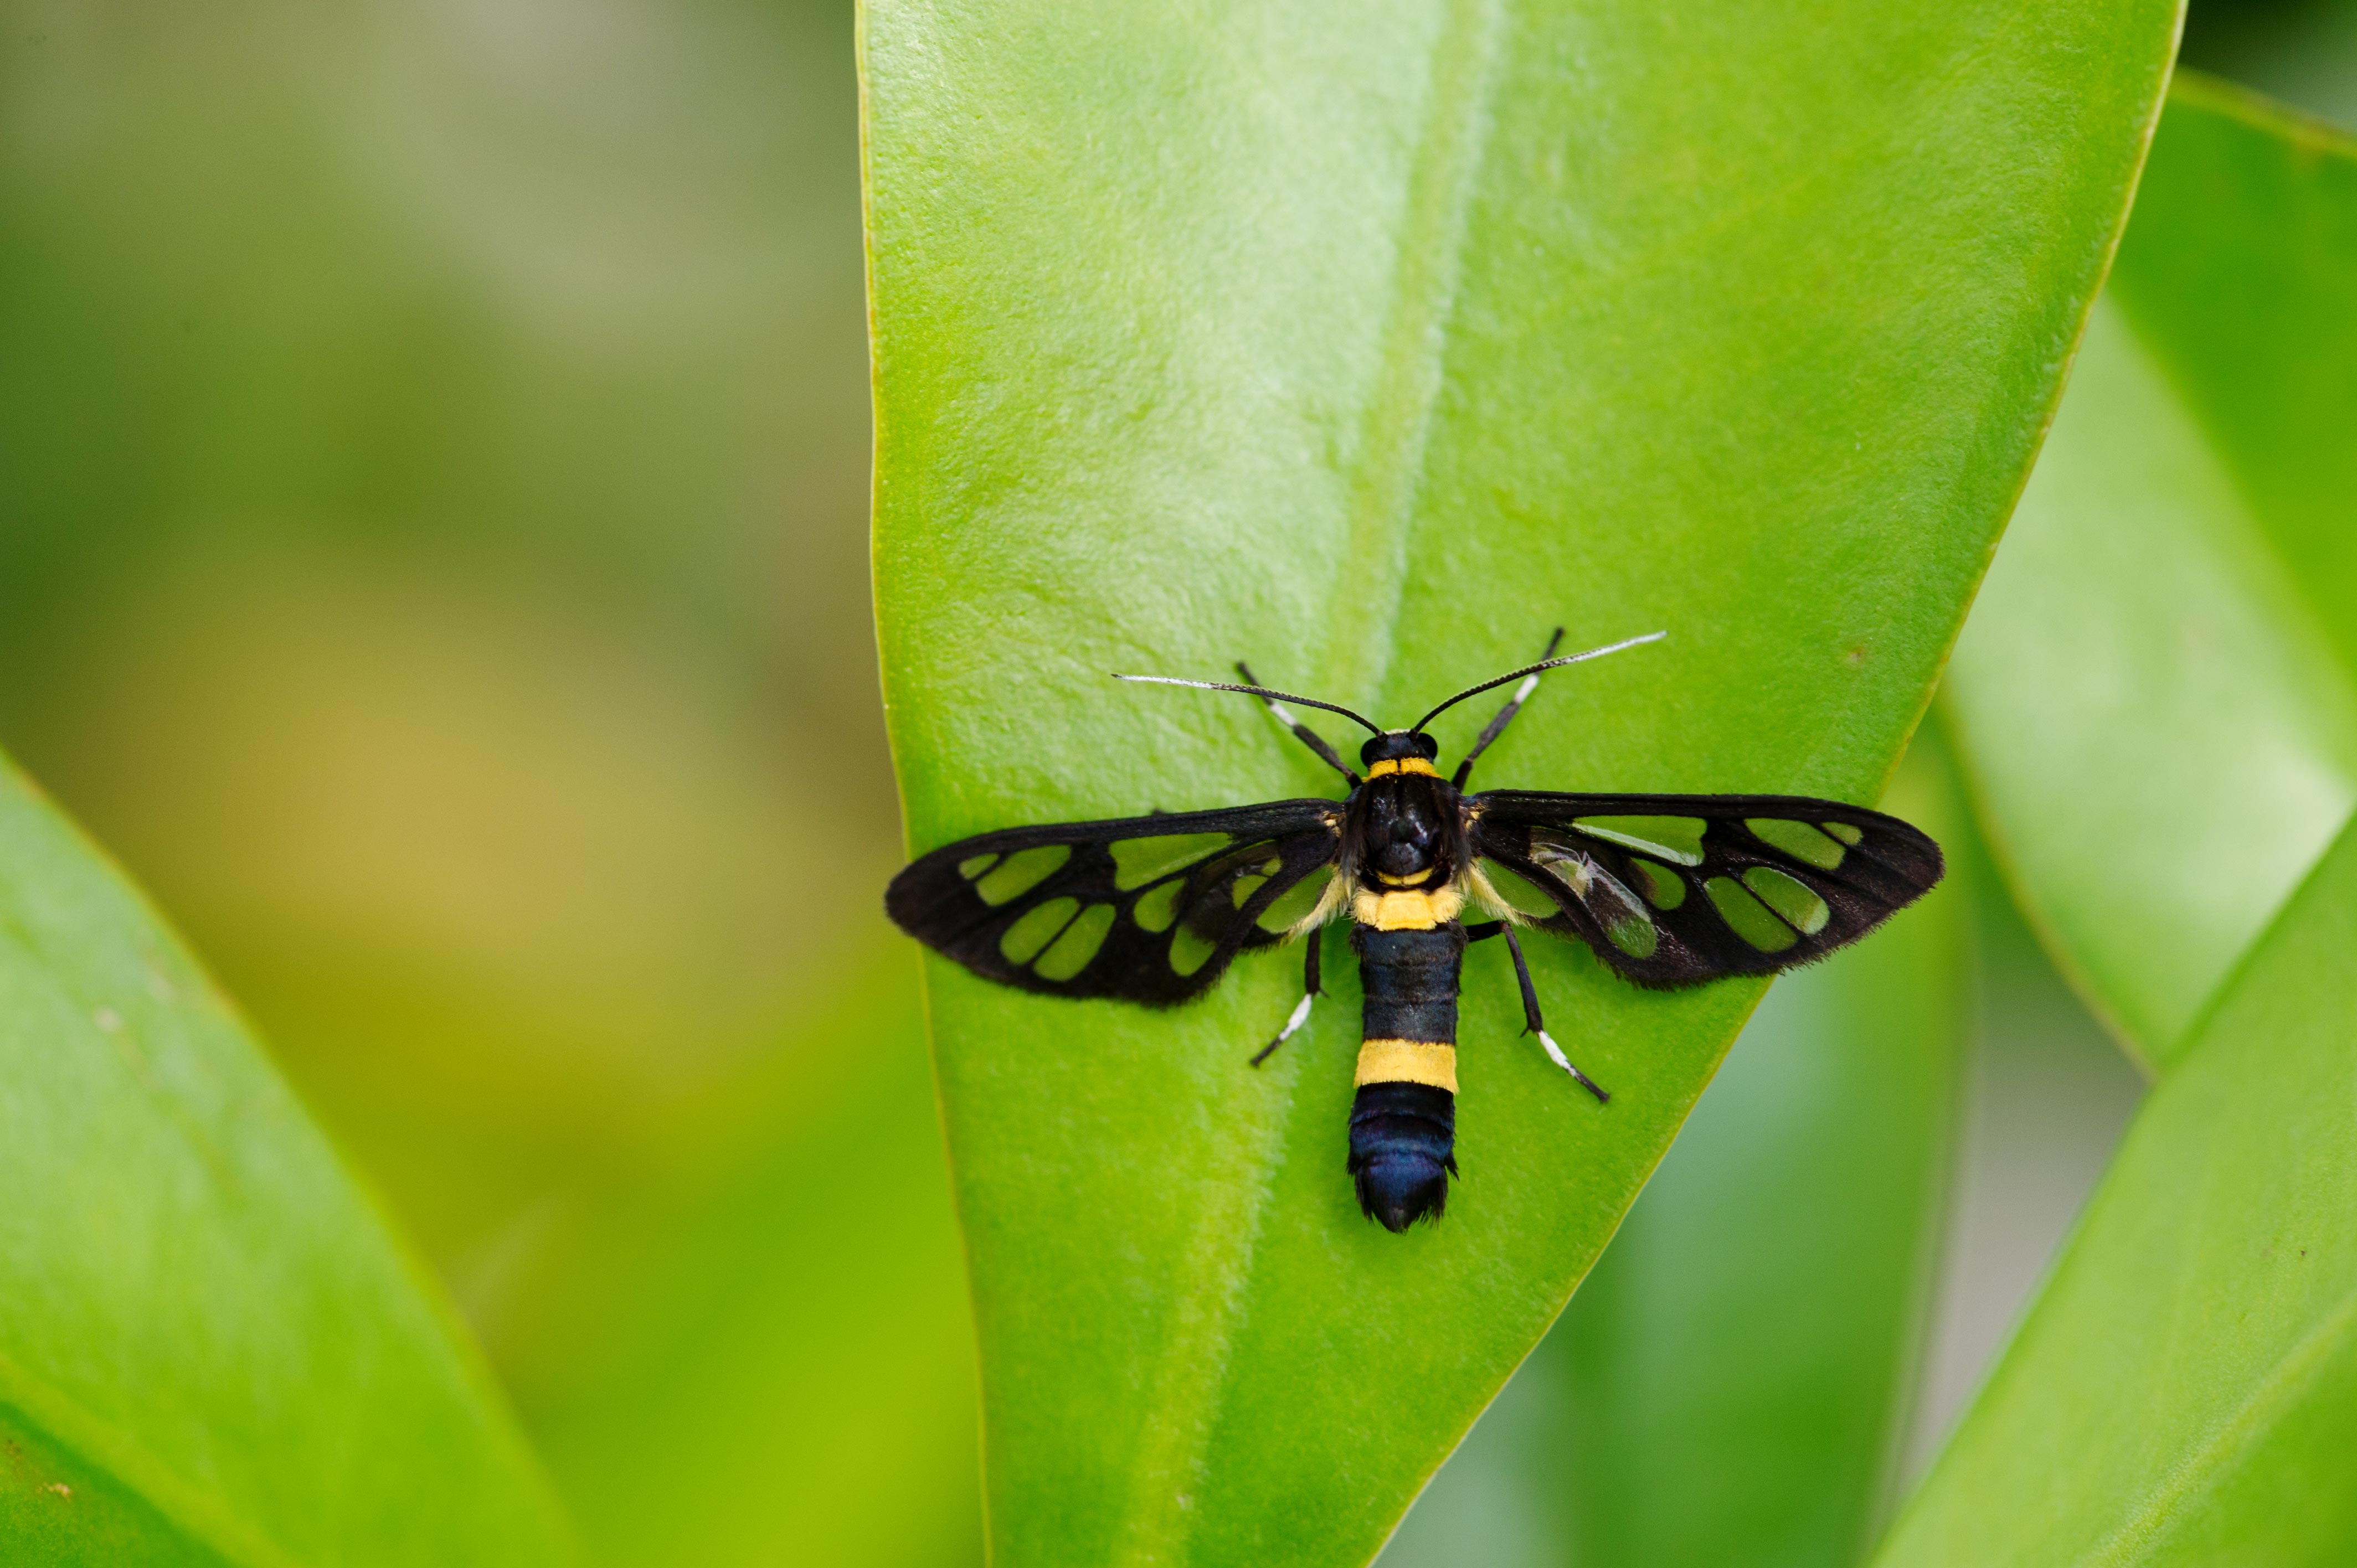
[885, 800, 1344, 1005]
[1469, 790, 1943, 987]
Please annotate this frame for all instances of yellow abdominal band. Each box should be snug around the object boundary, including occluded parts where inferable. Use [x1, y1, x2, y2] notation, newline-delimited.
[1355, 1038, 1459, 1093]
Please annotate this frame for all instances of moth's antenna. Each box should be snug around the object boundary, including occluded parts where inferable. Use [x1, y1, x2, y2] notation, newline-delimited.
[1409, 630, 1666, 735]
[1238, 662, 1360, 782]
[1113, 673, 1385, 736]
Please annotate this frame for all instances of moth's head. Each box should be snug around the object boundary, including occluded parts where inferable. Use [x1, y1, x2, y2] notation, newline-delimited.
[1358, 730, 1440, 768]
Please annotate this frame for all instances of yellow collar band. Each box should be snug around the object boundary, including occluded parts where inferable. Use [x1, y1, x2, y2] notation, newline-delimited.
[1353, 886, 1466, 930]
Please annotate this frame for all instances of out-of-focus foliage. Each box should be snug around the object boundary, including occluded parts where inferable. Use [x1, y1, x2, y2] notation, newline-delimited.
[507, 948, 979, 1568]
[1945, 78, 2357, 1069]
[0, 0, 979, 1562]
[2181, 0, 2357, 123]
[1881, 817, 2357, 1565]
[0, 755, 572, 1566]
[1888, 73, 2357, 1568]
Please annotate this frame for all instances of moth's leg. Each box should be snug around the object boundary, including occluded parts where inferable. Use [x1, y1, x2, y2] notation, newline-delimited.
[1499, 924, 1610, 1103]
[1237, 661, 1360, 784]
[1452, 627, 1566, 788]
[1250, 927, 1324, 1067]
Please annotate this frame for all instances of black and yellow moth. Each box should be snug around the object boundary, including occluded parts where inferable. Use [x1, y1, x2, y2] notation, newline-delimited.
[886, 631, 1943, 1232]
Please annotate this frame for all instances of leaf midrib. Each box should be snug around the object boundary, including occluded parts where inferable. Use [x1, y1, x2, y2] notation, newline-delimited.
[2080, 1280, 2357, 1565]
[1326, 0, 1508, 711]
[1104, 2, 1510, 1557]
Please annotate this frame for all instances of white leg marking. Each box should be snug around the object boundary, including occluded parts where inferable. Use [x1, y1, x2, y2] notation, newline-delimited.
[1513, 673, 1542, 703]
[1539, 1030, 1611, 1102]
[1252, 988, 1319, 1065]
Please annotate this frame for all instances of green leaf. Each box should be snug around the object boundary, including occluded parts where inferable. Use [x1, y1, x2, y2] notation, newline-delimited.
[1380, 744, 1968, 1567]
[864, 2, 2177, 1560]
[1943, 77, 2357, 1069]
[0, 756, 573, 1564]
[1875, 809, 2357, 1565]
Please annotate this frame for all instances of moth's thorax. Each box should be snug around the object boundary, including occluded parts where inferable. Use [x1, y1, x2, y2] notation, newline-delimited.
[1344, 768, 1470, 929]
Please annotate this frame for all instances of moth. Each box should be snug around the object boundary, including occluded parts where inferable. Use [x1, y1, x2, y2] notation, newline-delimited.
[885, 631, 1943, 1232]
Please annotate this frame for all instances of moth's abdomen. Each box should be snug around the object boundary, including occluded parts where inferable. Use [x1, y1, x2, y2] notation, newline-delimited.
[1349, 1081, 1455, 1231]
[1348, 925, 1467, 1232]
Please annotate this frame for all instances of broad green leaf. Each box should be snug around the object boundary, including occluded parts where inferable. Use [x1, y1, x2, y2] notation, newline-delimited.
[510, 942, 982, 1568]
[1944, 78, 2357, 1069]
[864, 2, 2177, 1561]
[1382, 745, 1967, 1567]
[0, 756, 572, 1564]
[1875, 811, 2357, 1566]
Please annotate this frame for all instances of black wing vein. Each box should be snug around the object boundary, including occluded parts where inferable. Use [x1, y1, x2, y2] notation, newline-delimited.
[886, 800, 1342, 1005]
[1469, 790, 1943, 988]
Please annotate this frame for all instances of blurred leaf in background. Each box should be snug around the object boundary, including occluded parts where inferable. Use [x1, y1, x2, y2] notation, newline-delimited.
[503, 945, 980, 1568]
[0, 0, 980, 1562]
[1883, 60, 2357, 1568]
[1880, 817, 2357, 1565]
[0, 754, 573, 1566]
[2180, 0, 2357, 123]
[1944, 76, 2357, 1070]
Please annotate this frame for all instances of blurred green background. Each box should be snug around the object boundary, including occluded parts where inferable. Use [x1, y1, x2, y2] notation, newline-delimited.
[0, 0, 963, 1561]
[0, 1, 2347, 1564]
